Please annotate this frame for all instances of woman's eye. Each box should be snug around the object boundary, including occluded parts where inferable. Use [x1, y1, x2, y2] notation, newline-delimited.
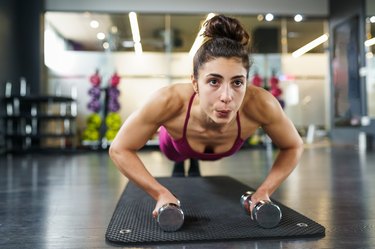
[233, 80, 244, 87]
[209, 79, 219, 85]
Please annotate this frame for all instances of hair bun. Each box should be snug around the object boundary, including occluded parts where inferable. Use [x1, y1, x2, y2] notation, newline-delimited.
[203, 14, 250, 47]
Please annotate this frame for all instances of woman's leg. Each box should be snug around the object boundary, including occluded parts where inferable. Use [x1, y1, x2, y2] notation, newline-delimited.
[188, 158, 200, 177]
[172, 161, 185, 177]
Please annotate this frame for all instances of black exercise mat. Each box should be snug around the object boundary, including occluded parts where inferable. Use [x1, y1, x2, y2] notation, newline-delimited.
[106, 176, 325, 245]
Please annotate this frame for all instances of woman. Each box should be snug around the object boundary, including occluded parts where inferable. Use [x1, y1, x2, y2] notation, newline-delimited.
[109, 14, 303, 218]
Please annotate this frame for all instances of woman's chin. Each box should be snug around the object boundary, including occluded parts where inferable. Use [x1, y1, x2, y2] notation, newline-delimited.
[211, 115, 233, 125]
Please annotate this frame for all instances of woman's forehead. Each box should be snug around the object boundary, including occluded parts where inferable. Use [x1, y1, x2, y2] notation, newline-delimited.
[199, 57, 247, 75]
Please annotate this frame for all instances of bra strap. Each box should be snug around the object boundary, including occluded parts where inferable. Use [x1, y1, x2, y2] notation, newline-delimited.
[182, 92, 196, 138]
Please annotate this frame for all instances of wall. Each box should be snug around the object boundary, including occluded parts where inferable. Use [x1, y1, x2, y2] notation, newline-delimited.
[0, 0, 43, 95]
[15, 0, 44, 94]
[0, 0, 18, 91]
[45, 0, 328, 16]
[281, 54, 329, 128]
[367, 0, 375, 15]
[47, 52, 191, 130]
[366, 57, 375, 117]
[366, 0, 375, 118]
[47, 51, 329, 134]
[329, 0, 373, 146]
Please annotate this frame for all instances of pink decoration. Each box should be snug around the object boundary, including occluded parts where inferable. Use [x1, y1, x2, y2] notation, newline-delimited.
[110, 72, 121, 87]
[252, 73, 263, 87]
[269, 75, 279, 87]
[90, 70, 101, 87]
[270, 87, 282, 97]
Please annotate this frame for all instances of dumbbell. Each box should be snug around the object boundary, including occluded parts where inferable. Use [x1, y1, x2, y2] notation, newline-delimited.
[240, 191, 282, 229]
[157, 203, 184, 232]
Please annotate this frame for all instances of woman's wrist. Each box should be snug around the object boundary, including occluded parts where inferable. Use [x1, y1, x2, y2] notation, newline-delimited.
[151, 185, 171, 201]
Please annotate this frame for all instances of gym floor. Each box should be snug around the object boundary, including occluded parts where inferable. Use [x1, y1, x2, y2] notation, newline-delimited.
[1, 140, 374, 249]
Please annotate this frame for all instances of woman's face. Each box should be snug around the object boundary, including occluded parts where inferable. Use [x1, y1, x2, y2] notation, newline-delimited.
[192, 57, 247, 125]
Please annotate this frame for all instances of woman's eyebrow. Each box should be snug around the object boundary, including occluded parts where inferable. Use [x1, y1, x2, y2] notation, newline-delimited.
[231, 75, 246, 79]
[205, 73, 223, 78]
[205, 73, 245, 79]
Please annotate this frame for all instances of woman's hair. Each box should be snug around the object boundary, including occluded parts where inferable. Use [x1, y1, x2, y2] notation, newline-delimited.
[193, 14, 252, 79]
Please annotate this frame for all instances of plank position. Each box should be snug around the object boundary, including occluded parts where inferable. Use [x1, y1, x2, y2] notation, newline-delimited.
[109, 14, 304, 219]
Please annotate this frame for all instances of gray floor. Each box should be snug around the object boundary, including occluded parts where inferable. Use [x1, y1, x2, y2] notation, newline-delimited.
[1, 140, 375, 248]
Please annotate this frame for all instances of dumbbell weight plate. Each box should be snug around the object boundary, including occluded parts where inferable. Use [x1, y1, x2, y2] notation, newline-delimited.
[157, 203, 184, 232]
[252, 201, 282, 229]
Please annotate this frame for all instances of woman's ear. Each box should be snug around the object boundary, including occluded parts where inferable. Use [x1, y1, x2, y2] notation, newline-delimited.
[191, 74, 199, 94]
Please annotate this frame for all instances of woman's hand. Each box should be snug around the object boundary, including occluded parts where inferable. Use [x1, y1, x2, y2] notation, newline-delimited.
[152, 191, 181, 219]
[249, 188, 270, 219]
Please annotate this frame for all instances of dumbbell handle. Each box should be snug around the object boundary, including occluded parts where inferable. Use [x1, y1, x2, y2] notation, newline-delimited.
[240, 191, 257, 215]
[240, 191, 282, 229]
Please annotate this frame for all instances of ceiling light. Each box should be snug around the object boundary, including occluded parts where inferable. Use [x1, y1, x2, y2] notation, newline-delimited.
[122, 40, 134, 48]
[96, 32, 105, 40]
[257, 14, 264, 21]
[189, 13, 216, 57]
[294, 14, 303, 22]
[111, 26, 118, 34]
[365, 37, 375, 47]
[103, 42, 109, 50]
[287, 32, 300, 38]
[90, 20, 99, 29]
[292, 34, 328, 58]
[370, 16, 375, 23]
[134, 42, 143, 55]
[129, 12, 141, 42]
[265, 13, 274, 21]
[129, 12, 142, 54]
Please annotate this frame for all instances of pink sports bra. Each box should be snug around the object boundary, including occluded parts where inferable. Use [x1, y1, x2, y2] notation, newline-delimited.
[158, 92, 246, 162]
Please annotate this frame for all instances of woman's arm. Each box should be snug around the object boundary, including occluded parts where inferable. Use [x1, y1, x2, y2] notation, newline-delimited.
[244, 87, 304, 211]
[109, 86, 183, 217]
[255, 110, 304, 199]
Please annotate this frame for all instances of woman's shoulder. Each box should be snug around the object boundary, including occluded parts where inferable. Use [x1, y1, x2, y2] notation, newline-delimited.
[242, 85, 283, 125]
[140, 83, 194, 124]
[154, 83, 194, 106]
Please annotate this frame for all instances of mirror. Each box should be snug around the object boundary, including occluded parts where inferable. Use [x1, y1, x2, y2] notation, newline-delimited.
[366, 17, 375, 117]
[365, 0, 375, 117]
[43, 11, 329, 135]
[44, 12, 325, 53]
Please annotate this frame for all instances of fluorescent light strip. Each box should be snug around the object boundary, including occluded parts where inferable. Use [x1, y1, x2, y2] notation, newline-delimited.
[134, 42, 143, 55]
[129, 12, 143, 54]
[189, 13, 216, 57]
[292, 34, 329, 58]
[365, 37, 375, 47]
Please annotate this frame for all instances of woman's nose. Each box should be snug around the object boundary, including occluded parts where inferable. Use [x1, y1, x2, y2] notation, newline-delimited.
[220, 85, 232, 103]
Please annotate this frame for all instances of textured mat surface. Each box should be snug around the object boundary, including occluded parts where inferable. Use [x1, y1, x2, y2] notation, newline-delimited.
[106, 176, 325, 245]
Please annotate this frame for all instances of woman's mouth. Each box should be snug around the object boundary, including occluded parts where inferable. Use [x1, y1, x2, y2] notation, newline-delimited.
[216, 110, 231, 118]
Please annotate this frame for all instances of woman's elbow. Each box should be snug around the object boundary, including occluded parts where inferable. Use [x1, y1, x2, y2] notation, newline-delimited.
[109, 142, 121, 160]
[296, 136, 304, 156]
